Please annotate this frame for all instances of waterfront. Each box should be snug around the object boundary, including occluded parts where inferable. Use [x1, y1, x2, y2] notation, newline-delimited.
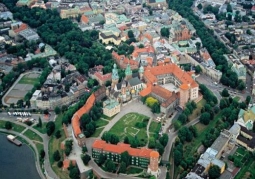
[0, 134, 41, 179]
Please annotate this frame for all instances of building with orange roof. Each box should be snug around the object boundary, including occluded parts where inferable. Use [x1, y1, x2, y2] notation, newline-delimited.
[147, 151, 160, 178]
[80, 14, 89, 24]
[92, 139, 160, 168]
[71, 93, 95, 146]
[112, 51, 139, 70]
[139, 63, 199, 111]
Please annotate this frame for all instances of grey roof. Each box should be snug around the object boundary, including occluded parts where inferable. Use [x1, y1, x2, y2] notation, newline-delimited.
[128, 77, 142, 86]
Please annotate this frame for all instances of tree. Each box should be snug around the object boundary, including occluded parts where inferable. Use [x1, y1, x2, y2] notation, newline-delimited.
[148, 137, 156, 148]
[221, 88, 229, 97]
[55, 130, 61, 139]
[174, 150, 182, 166]
[195, 65, 202, 74]
[127, 30, 134, 39]
[197, 3, 202, 10]
[69, 166, 80, 179]
[5, 121, 12, 130]
[234, 158, 241, 167]
[40, 149, 45, 159]
[97, 153, 106, 166]
[145, 97, 158, 108]
[46, 121, 55, 136]
[37, 117, 42, 128]
[199, 112, 210, 125]
[82, 146, 87, 154]
[246, 96, 251, 105]
[227, 4, 232, 13]
[208, 165, 221, 179]
[160, 27, 170, 38]
[81, 154, 91, 165]
[57, 161, 63, 168]
[54, 106, 61, 114]
[159, 134, 169, 147]
[105, 159, 115, 172]
[119, 162, 127, 173]
[121, 151, 131, 166]
[247, 29, 252, 35]
[53, 150, 61, 162]
[178, 114, 187, 124]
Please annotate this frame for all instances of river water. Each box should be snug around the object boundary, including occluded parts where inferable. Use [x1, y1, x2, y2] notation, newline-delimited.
[0, 134, 41, 179]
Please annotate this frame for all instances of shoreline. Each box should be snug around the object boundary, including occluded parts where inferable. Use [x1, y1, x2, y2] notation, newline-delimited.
[0, 130, 45, 179]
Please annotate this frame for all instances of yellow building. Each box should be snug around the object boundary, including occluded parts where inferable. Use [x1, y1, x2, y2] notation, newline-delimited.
[103, 98, 120, 117]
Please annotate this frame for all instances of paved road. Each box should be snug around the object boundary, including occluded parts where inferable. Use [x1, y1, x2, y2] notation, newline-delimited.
[99, 100, 154, 137]
[0, 117, 59, 179]
[196, 74, 248, 101]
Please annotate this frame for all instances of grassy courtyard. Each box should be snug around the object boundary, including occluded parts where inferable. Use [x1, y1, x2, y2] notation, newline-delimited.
[18, 76, 38, 85]
[108, 113, 149, 146]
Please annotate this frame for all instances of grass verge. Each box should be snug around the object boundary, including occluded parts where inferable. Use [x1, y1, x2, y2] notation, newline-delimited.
[23, 129, 43, 143]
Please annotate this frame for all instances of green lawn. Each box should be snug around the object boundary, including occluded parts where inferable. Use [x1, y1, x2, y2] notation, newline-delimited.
[126, 167, 144, 174]
[18, 76, 38, 85]
[23, 130, 43, 143]
[149, 121, 161, 133]
[48, 114, 70, 179]
[101, 114, 115, 121]
[91, 127, 104, 138]
[33, 123, 47, 134]
[188, 99, 206, 121]
[108, 113, 149, 146]
[233, 96, 240, 102]
[149, 121, 161, 138]
[0, 120, 26, 133]
[95, 119, 109, 128]
[35, 143, 44, 153]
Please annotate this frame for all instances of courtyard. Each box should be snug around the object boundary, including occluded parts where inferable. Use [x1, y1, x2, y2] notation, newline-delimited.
[108, 112, 149, 146]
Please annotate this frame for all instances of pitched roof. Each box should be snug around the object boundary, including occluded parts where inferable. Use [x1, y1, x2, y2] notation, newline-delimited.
[151, 85, 172, 99]
[94, 72, 111, 82]
[143, 63, 198, 88]
[139, 83, 152, 97]
[92, 139, 156, 158]
[72, 93, 95, 137]
[13, 23, 28, 34]
[81, 14, 89, 24]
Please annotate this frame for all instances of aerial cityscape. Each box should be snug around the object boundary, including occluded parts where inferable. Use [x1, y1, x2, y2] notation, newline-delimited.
[1, 0, 255, 179]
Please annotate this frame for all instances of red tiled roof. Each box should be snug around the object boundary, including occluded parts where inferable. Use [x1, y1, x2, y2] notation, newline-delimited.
[94, 72, 111, 82]
[92, 140, 157, 158]
[81, 15, 89, 24]
[180, 83, 189, 90]
[14, 23, 28, 34]
[72, 93, 95, 137]
[63, 159, 76, 169]
[139, 83, 152, 97]
[151, 85, 172, 99]
[144, 63, 198, 87]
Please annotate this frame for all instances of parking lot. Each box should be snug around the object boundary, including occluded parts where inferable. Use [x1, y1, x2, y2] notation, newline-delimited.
[3, 72, 40, 105]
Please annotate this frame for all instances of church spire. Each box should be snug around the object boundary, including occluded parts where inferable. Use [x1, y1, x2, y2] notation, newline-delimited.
[125, 61, 132, 80]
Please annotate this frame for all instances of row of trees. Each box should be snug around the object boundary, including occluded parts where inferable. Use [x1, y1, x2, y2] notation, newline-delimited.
[168, 0, 244, 90]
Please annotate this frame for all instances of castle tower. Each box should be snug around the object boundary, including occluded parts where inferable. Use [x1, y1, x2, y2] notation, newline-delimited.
[147, 151, 160, 178]
[125, 63, 132, 80]
[139, 65, 144, 80]
[179, 83, 190, 109]
[111, 63, 119, 89]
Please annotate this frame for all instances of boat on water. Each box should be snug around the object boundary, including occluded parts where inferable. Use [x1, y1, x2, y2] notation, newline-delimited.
[7, 135, 22, 146]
